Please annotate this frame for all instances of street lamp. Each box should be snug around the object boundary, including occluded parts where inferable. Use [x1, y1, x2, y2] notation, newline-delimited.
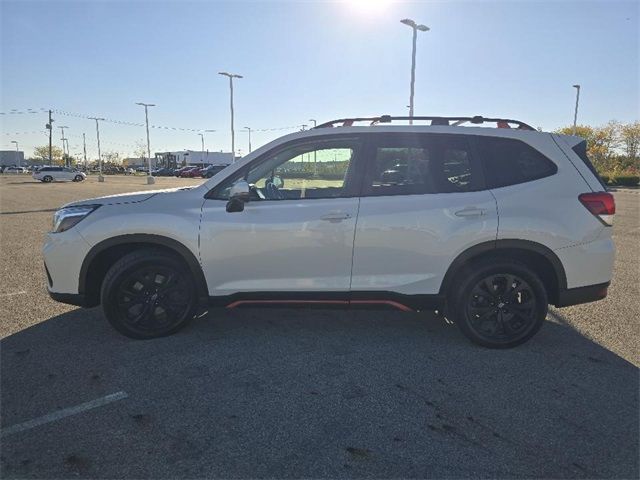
[572, 84, 581, 136]
[309, 119, 318, 174]
[10, 140, 19, 167]
[243, 127, 252, 153]
[400, 18, 429, 124]
[88, 117, 105, 182]
[136, 102, 156, 184]
[58, 125, 69, 165]
[218, 71, 243, 163]
[198, 130, 215, 163]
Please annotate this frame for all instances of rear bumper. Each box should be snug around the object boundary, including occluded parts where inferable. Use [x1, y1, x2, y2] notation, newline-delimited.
[555, 282, 609, 307]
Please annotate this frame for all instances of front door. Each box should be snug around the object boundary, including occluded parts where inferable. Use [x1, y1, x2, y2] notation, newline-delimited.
[200, 136, 363, 297]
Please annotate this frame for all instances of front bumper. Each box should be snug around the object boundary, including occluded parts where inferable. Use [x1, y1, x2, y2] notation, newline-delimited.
[48, 291, 89, 307]
[43, 228, 92, 296]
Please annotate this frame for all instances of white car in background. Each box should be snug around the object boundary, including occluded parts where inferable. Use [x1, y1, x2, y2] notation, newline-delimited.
[3, 166, 27, 174]
[33, 166, 86, 183]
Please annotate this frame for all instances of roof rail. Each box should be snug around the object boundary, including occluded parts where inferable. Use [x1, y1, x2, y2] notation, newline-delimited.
[314, 115, 536, 131]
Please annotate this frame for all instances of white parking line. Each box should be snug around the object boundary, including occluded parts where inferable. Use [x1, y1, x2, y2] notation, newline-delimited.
[0, 391, 128, 438]
[0, 290, 27, 297]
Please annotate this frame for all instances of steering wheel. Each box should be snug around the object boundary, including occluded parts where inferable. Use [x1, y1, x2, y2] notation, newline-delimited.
[249, 183, 265, 200]
[264, 180, 284, 200]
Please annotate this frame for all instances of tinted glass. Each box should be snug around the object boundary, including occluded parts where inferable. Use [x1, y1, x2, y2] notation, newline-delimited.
[478, 137, 557, 188]
[572, 140, 607, 190]
[364, 134, 477, 196]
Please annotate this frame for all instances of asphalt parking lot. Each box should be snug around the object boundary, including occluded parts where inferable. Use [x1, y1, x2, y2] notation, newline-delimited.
[1, 174, 638, 479]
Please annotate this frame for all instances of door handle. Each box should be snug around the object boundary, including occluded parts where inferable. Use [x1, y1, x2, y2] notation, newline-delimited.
[321, 211, 352, 222]
[454, 207, 486, 217]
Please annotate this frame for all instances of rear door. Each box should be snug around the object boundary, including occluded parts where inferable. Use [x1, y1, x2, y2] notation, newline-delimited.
[351, 133, 498, 296]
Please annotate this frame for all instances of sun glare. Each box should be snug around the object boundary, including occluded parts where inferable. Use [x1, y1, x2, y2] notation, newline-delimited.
[344, 0, 395, 16]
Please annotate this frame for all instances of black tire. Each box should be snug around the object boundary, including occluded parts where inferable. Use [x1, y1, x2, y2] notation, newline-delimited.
[43, 175, 53, 183]
[74, 175, 84, 182]
[101, 250, 198, 339]
[447, 259, 547, 348]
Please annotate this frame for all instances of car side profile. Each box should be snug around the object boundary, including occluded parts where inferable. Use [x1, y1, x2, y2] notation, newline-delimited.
[33, 166, 86, 183]
[43, 115, 615, 348]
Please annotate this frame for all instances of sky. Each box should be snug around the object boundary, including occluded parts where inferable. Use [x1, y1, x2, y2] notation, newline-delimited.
[1, 0, 638, 161]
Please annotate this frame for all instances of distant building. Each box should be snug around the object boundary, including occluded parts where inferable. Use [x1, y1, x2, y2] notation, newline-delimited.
[155, 150, 234, 169]
[0, 150, 25, 167]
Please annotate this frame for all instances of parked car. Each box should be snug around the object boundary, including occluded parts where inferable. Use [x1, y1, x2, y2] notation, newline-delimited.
[43, 115, 615, 348]
[33, 166, 86, 182]
[200, 164, 229, 178]
[124, 168, 136, 175]
[152, 167, 175, 177]
[174, 166, 197, 177]
[181, 167, 205, 178]
[3, 166, 27, 174]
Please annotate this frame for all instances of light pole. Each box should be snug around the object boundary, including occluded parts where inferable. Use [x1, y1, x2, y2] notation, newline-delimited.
[82, 133, 87, 171]
[243, 127, 252, 153]
[58, 126, 68, 165]
[218, 71, 243, 163]
[10, 140, 19, 167]
[136, 102, 156, 184]
[62, 138, 69, 166]
[309, 119, 318, 174]
[400, 18, 429, 124]
[198, 130, 215, 163]
[89, 117, 105, 182]
[572, 84, 581, 135]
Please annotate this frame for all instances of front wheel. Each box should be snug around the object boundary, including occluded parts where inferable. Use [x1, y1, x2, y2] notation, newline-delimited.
[74, 175, 84, 182]
[101, 250, 198, 339]
[447, 259, 547, 348]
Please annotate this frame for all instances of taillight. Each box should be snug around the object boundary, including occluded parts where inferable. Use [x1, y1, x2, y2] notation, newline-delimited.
[579, 192, 615, 226]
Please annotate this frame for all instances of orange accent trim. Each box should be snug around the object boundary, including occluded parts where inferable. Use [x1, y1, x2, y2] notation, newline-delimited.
[225, 299, 413, 312]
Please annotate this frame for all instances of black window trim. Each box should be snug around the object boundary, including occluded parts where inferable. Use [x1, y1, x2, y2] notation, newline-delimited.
[204, 134, 367, 201]
[359, 132, 488, 198]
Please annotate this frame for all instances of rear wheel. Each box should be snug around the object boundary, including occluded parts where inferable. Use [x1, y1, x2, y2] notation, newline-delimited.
[101, 250, 198, 339]
[42, 175, 53, 183]
[447, 259, 547, 348]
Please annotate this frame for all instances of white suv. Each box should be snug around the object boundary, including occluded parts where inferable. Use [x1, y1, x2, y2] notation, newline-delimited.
[43, 115, 615, 348]
[33, 166, 86, 182]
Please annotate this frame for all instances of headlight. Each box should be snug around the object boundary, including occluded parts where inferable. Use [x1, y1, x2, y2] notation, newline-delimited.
[52, 205, 99, 233]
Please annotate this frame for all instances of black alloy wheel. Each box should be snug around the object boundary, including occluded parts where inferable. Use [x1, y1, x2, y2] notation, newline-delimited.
[449, 260, 547, 348]
[101, 251, 197, 339]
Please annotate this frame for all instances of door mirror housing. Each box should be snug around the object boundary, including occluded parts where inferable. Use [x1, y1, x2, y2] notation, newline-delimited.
[226, 179, 250, 213]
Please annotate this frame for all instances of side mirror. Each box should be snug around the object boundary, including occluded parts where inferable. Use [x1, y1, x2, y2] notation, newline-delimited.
[226, 179, 250, 213]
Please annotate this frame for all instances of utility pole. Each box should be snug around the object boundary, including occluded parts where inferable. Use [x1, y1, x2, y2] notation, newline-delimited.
[89, 117, 105, 182]
[135, 102, 156, 184]
[82, 133, 87, 171]
[218, 72, 243, 163]
[400, 18, 429, 124]
[47, 110, 53, 165]
[572, 84, 581, 136]
[244, 127, 252, 153]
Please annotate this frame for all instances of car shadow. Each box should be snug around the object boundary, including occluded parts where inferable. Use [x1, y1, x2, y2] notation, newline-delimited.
[1, 307, 638, 479]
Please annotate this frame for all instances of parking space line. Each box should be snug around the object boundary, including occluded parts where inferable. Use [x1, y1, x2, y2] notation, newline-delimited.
[0, 291, 27, 297]
[0, 391, 128, 438]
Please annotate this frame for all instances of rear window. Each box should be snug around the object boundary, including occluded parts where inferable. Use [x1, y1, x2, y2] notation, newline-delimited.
[572, 140, 607, 190]
[477, 137, 557, 188]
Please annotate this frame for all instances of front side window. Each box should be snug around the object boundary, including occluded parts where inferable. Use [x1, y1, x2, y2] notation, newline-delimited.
[364, 134, 478, 196]
[478, 136, 557, 188]
[213, 139, 358, 200]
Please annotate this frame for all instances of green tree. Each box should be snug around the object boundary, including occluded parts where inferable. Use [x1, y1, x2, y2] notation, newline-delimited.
[620, 121, 640, 169]
[33, 145, 63, 165]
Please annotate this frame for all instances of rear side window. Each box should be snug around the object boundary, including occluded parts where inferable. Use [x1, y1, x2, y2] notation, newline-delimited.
[572, 140, 607, 190]
[477, 137, 557, 188]
[364, 134, 479, 196]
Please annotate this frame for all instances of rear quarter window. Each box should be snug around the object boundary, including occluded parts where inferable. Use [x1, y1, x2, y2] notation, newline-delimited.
[477, 136, 557, 189]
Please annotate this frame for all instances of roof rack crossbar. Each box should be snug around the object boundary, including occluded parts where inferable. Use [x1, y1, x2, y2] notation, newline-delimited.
[315, 115, 535, 131]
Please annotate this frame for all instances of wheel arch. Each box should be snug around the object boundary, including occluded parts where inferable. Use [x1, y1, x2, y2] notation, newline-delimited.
[439, 239, 567, 305]
[79, 234, 208, 307]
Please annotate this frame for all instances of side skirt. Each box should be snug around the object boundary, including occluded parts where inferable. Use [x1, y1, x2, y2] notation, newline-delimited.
[209, 291, 445, 312]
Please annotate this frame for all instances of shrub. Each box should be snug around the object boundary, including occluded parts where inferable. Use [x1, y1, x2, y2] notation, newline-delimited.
[600, 174, 610, 184]
[613, 175, 640, 187]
